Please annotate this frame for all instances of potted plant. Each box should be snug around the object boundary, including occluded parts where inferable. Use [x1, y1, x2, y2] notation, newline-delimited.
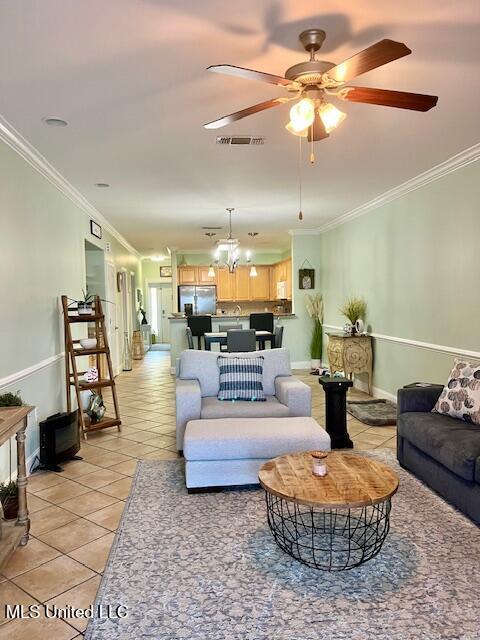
[76, 288, 95, 315]
[0, 481, 18, 520]
[0, 391, 23, 407]
[305, 293, 324, 371]
[339, 297, 366, 334]
[0, 391, 23, 520]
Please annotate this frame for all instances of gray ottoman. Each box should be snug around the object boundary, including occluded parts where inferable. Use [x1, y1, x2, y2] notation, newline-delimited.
[183, 416, 331, 490]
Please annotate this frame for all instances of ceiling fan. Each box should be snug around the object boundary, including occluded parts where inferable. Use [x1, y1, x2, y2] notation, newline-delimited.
[204, 29, 438, 141]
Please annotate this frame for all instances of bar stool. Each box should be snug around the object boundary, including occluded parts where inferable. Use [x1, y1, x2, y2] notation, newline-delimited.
[249, 312, 274, 333]
[187, 316, 212, 349]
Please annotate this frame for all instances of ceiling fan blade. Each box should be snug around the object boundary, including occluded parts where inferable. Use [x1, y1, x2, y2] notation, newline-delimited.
[207, 64, 293, 87]
[338, 86, 438, 111]
[327, 39, 411, 83]
[204, 97, 289, 129]
[307, 112, 329, 142]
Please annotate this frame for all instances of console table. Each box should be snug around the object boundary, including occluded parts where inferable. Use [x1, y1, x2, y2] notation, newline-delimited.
[326, 333, 373, 394]
[0, 406, 33, 570]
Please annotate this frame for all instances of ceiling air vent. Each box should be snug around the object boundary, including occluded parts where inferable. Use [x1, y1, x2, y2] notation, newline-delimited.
[201, 226, 223, 230]
[216, 136, 265, 146]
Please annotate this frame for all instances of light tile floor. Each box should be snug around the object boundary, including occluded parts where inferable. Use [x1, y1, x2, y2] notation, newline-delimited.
[0, 350, 396, 638]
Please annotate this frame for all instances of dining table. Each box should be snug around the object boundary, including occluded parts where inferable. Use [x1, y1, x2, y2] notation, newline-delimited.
[204, 330, 275, 351]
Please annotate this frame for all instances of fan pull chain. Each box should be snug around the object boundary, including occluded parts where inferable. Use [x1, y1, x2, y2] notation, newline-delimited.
[298, 136, 303, 221]
[310, 125, 315, 164]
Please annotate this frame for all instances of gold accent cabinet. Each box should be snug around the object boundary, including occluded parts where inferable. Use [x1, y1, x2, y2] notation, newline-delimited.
[326, 333, 373, 394]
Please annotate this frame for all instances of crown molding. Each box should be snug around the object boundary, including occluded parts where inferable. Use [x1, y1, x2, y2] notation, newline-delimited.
[318, 142, 480, 234]
[0, 114, 140, 258]
[288, 229, 321, 236]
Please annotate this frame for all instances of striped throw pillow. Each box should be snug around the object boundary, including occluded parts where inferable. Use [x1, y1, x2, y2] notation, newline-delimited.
[217, 356, 266, 402]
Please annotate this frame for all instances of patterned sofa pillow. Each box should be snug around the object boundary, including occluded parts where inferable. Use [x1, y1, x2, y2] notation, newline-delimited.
[217, 356, 266, 402]
[432, 358, 480, 424]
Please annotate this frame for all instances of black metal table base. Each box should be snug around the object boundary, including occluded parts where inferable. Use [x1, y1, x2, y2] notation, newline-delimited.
[265, 493, 391, 571]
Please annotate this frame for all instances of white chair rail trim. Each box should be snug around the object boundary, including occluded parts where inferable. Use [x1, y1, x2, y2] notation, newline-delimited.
[0, 353, 64, 390]
[323, 325, 480, 361]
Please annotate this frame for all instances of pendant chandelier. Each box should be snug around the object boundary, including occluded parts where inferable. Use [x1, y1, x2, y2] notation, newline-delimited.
[214, 208, 240, 273]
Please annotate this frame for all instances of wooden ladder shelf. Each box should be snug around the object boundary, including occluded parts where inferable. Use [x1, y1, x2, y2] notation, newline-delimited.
[62, 295, 122, 439]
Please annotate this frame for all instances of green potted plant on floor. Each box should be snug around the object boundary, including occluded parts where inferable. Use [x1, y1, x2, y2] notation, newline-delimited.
[0, 481, 18, 520]
[339, 297, 367, 334]
[0, 391, 23, 521]
[305, 293, 324, 371]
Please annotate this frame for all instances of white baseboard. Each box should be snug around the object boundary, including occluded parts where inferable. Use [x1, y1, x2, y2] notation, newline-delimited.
[353, 378, 397, 403]
[291, 361, 311, 369]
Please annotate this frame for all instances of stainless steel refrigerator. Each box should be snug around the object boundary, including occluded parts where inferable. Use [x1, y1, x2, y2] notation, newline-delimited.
[178, 285, 217, 315]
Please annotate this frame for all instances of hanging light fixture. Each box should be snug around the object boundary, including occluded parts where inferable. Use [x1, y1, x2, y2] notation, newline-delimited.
[204, 232, 217, 276]
[247, 232, 259, 277]
[214, 208, 241, 273]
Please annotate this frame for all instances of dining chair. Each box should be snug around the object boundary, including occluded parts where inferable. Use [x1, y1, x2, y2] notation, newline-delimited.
[218, 324, 242, 352]
[218, 323, 243, 332]
[274, 325, 284, 348]
[185, 327, 194, 349]
[249, 312, 274, 333]
[227, 329, 256, 353]
[187, 315, 212, 349]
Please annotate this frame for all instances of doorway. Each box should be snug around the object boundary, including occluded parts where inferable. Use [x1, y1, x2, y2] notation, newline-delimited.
[149, 284, 172, 346]
[84, 241, 105, 299]
[105, 261, 120, 374]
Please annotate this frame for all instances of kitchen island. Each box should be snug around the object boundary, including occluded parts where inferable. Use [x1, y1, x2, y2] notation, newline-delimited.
[168, 314, 296, 371]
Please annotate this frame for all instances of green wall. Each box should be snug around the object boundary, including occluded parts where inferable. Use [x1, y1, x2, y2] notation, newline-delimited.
[142, 259, 172, 281]
[177, 251, 288, 266]
[281, 234, 321, 365]
[319, 161, 480, 396]
[0, 139, 141, 480]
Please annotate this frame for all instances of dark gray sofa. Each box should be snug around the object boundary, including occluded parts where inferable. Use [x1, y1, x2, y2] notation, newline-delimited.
[397, 385, 480, 524]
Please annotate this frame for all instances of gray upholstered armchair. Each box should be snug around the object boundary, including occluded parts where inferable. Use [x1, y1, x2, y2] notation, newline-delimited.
[176, 348, 311, 451]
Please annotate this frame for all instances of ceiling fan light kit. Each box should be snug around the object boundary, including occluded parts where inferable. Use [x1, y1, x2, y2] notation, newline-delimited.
[205, 28, 438, 220]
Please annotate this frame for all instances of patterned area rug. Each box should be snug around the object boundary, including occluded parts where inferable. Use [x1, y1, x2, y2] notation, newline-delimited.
[85, 452, 480, 640]
[347, 398, 397, 425]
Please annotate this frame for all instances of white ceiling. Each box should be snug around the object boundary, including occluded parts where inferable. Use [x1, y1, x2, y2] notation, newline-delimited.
[0, 0, 479, 253]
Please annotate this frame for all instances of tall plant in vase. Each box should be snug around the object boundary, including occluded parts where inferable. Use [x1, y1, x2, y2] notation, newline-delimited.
[305, 293, 324, 371]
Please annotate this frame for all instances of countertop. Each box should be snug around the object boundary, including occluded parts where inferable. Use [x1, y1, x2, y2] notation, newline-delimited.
[168, 313, 295, 321]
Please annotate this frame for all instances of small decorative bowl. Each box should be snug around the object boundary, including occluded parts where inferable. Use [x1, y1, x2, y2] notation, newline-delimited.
[80, 338, 97, 350]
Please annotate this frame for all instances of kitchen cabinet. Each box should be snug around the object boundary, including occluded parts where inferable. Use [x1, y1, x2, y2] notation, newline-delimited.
[269, 258, 292, 300]
[178, 257, 291, 301]
[217, 268, 235, 301]
[178, 266, 197, 285]
[285, 258, 292, 299]
[277, 260, 287, 282]
[235, 267, 251, 301]
[197, 266, 216, 284]
[251, 266, 270, 300]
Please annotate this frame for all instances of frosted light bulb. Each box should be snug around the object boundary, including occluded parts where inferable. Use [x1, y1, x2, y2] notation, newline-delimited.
[289, 98, 315, 133]
[319, 103, 347, 133]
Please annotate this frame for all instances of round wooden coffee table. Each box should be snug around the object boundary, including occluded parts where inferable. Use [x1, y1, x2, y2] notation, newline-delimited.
[258, 451, 399, 571]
